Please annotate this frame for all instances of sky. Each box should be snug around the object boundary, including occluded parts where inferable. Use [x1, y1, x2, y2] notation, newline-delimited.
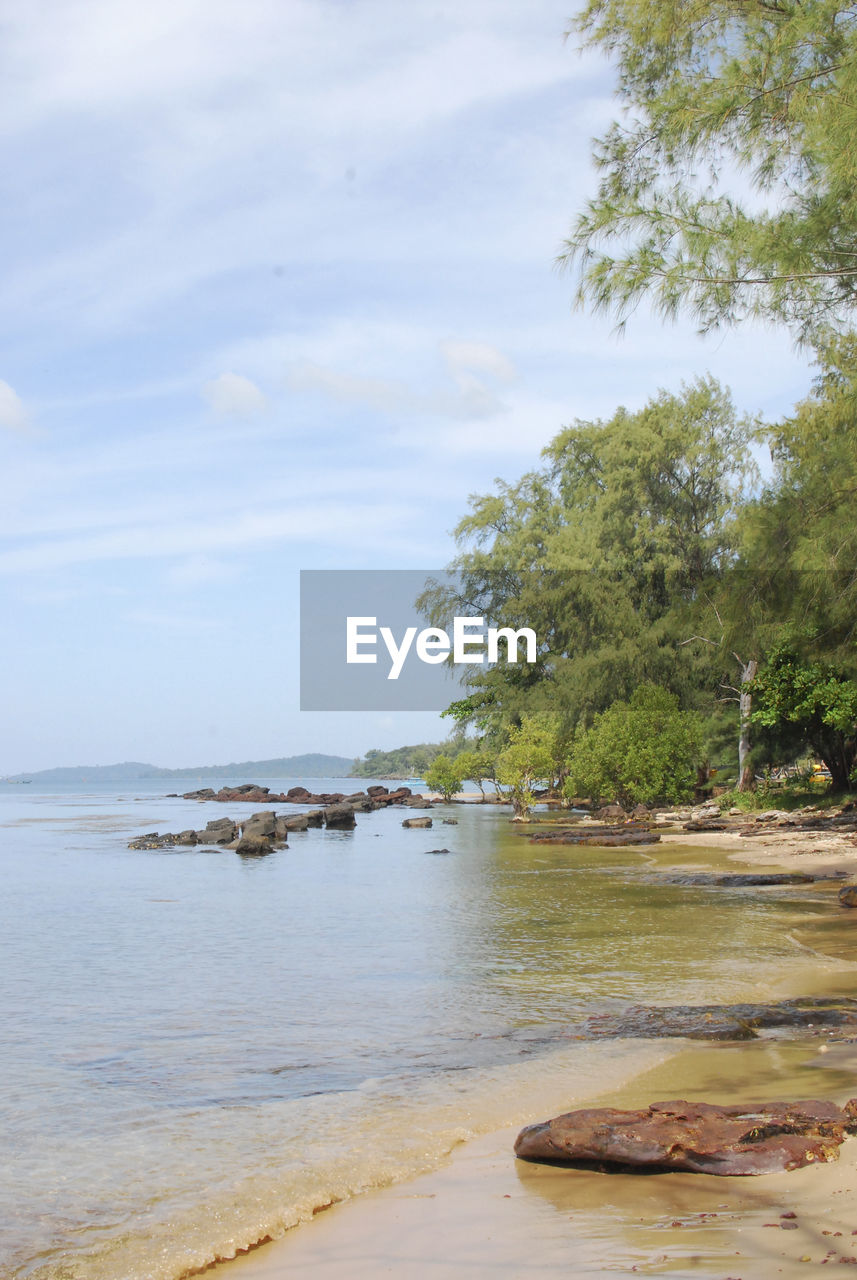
[0, 0, 815, 774]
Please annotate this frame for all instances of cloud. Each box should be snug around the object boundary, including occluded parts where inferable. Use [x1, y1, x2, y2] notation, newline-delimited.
[288, 361, 504, 421]
[441, 340, 516, 384]
[0, 380, 28, 431]
[201, 372, 268, 418]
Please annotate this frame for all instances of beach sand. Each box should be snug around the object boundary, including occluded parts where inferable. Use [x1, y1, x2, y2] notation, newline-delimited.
[208, 824, 857, 1280]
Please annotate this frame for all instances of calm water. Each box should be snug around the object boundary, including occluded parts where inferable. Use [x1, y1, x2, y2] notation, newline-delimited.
[0, 779, 848, 1280]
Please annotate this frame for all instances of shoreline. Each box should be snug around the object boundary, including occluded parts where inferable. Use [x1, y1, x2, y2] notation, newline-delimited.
[203, 824, 857, 1280]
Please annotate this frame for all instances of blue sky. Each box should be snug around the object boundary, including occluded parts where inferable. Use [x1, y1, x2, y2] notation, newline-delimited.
[0, 0, 813, 773]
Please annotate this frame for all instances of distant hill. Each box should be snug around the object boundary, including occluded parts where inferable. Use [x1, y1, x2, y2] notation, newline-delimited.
[5, 754, 357, 783]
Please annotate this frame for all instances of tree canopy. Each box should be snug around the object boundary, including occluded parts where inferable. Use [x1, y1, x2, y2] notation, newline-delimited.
[562, 0, 857, 338]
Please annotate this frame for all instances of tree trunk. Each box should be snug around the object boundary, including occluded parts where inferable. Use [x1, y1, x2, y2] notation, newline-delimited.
[737, 658, 758, 793]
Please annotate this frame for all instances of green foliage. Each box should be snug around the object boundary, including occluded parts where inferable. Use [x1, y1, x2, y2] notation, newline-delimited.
[750, 643, 857, 791]
[563, 0, 857, 337]
[565, 684, 703, 808]
[421, 378, 754, 743]
[495, 714, 562, 819]
[454, 748, 495, 796]
[352, 742, 451, 779]
[424, 754, 463, 801]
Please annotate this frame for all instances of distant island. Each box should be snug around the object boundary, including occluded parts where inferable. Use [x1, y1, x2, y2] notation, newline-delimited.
[4, 754, 357, 783]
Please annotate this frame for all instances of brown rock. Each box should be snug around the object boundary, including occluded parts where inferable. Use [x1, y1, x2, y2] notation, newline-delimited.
[324, 804, 356, 830]
[839, 885, 857, 908]
[515, 1098, 857, 1176]
[235, 833, 274, 856]
[402, 816, 432, 829]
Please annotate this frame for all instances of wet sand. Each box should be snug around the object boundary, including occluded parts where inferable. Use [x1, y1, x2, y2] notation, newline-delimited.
[209, 826, 857, 1280]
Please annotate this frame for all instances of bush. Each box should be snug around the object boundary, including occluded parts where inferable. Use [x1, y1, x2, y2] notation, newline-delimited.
[424, 754, 463, 801]
[565, 684, 702, 809]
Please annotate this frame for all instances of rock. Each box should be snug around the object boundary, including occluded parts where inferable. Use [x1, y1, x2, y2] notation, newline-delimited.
[839, 885, 857, 908]
[174, 830, 198, 846]
[404, 795, 433, 808]
[128, 832, 172, 850]
[367, 785, 389, 797]
[182, 788, 216, 800]
[240, 811, 276, 840]
[324, 804, 356, 830]
[277, 814, 309, 834]
[683, 820, 729, 832]
[569, 997, 857, 1042]
[403, 817, 432, 829]
[235, 834, 274, 856]
[691, 803, 722, 821]
[200, 818, 238, 844]
[631, 803, 650, 819]
[660, 871, 819, 887]
[528, 825, 660, 847]
[442, 818, 459, 825]
[594, 803, 626, 821]
[304, 809, 325, 827]
[423, 848, 451, 855]
[514, 1098, 857, 1175]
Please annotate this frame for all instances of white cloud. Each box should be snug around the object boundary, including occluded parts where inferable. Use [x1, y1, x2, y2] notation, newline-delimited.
[288, 361, 504, 421]
[0, 380, 28, 431]
[441, 340, 516, 384]
[202, 372, 268, 418]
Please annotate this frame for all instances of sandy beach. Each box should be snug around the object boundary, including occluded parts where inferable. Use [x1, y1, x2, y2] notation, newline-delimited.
[206, 820, 857, 1280]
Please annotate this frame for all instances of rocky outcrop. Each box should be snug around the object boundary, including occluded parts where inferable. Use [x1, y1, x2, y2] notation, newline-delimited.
[562, 996, 857, 1042]
[515, 1098, 857, 1175]
[129, 811, 286, 853]
[528, 824, 660, 847]
[180, 782, 424, 808]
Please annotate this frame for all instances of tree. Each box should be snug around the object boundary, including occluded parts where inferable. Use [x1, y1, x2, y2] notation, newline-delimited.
[421, 378, 754, 740]
[494, 714, 561, 820]
[562, 0, 857, 338]
[565, 684, 703, 808]
[454, 748, 494, 798]
[750, 644, 857, 791]
[424, 754, 463, 802]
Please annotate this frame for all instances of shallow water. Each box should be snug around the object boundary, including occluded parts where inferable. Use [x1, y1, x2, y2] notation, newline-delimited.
[0, 780, 852, 1279]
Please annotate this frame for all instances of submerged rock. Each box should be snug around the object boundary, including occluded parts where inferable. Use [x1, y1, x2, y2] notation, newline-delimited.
[570, 996, 857, 1042]
[515, 1097, 857, 1175]
[402, 816, 432, 829]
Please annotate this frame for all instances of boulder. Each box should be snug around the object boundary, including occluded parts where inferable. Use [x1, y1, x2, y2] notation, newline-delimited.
[839, 884, 857, 908]
[182, 788, 216, 800]
[235, 833, 274, 856]
[174, 830, 198, 846]
[304, 809, 325, 828]
[240, 811, 276, 840]
[594, 803, 626, 821]
[367, 785, 389, 797]
[277, 814, 309, 834]
[200, 818, 238, 844]
[403, 816, 432, 829]
[515, 1098, 857, 1175]
[324, 804, 356, 830]
[442, 818, 459, 825]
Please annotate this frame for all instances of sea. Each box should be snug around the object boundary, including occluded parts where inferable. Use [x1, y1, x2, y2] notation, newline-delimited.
[0, 777, 850, 1280]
